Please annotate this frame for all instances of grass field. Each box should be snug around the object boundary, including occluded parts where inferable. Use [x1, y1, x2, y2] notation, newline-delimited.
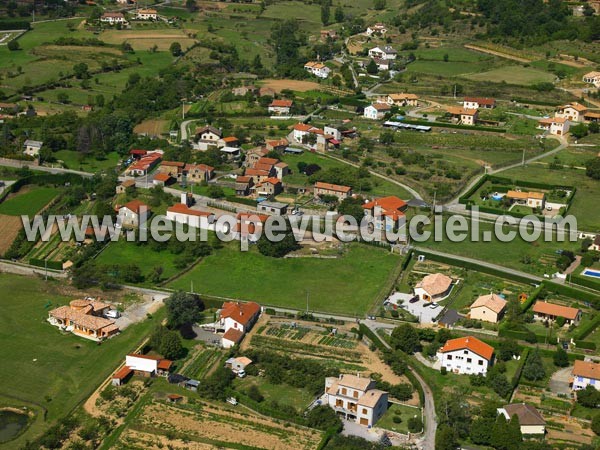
[235, 376, 314, 410]
[377, 403, 421, 434]
[406, 60, 488, 77]
[465, 65, 555, 85]
[54, 150, 121, 172]
[169, 243, 401, 315]
[0, 274, 162, 446]
[0, 186, 60, 216]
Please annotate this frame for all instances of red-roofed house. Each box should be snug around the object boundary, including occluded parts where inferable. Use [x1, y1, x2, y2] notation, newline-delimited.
[125, 152, 162, 176]
[245, 168, 270, 184]
[532, 301, 581, 325]
[218, 136, 240, 148]
[185, 163, 214, 183]
[314, 181, 352, 201]
[124, 353, 172, 377]
[166, 203, 215, 229]
[219, 301, 261, 348]
[268, 99, 293, 115]
[153, 173, 173, 186]
[463, 97, 496, 109]
[255, 177, 283, 197]
[118, 200, 151, 227]
[266, 138, 289, 152]
[362, 196, 407, 232]
[364, 103, 391, 120]
[437, 336, 495, 375]
[235, 175, 254, 196]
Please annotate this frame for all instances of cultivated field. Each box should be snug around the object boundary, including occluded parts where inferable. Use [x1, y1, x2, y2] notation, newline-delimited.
[0, 215, 22, 255]
[133, 119, 171, 137]
[121, 400, 323, 450]
[465, 65, 555, 84]
[0, 186, 59, 216]
[260, 79, 323, 93]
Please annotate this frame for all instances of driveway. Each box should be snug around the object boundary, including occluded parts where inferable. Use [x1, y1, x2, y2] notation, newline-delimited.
[549, 367, 572, 395]
[402, 297, 441, 324]
[191, 325, 222, 346]
[115, 292, 168, 329]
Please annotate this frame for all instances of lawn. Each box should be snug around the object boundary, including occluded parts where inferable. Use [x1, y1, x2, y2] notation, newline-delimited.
[0, 273, 163, 447]
[377, 402, 422, 434]
[94, 240, 181, 283]
[54, 150, 121, 172]
[235, 376, 315, 410]
[169, 243, 402, 315]
[0, 186, 60, 216]
[465, 65, 555, 85]
[405, 60, 488, 77]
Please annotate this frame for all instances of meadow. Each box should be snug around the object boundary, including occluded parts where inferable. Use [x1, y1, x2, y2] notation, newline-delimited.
[169, 243, 402, 316]
[0, 186, 60, 216]
[465, 65, 555, 85]
[54, 150, 121, 172]
[0, 274, 162, 447]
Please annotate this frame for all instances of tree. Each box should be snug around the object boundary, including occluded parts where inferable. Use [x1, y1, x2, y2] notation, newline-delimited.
[443, 53, 449, 62]
[164, 291, 204, 329]
[373, 0, 386, 10]
[338, 196, 365, 222]
[366, 59, 378, 74]
[571, 123, 588, 139]
[170, 42, 182, 57]
[334, 6, 344, 22]
[149, 266, 163, 284]
[257, 220, 300, 258]
[380, 131, 395, 145]
[306, 405, 342, 431]
[435, 424, 458, 450]
[407, 416, 423, 433]
[159, 329, 184, 359]
[321, 3, 330, 25]
[206, 185, 225, 198]
[57, 92, 70, 104]
[523, 349, 546, 381]
[553, 347, 569, 367]
[488, 371, 512, 398]
[577, 385, 600, 408]
[586, 158, 600, 180]
[491, 414, 511, 450]
[390, 324, 421, 354]
[592, 413, 600, 435]
[497, 339, 520, 361]
[185, 0, 198, 12]
[470, 417, 494, 445]
[7, 39, 20, 51]
[73, 63, 89, 79]
[247, 384, 264, 402]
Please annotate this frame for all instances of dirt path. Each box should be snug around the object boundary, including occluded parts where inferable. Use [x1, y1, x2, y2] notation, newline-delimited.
[464, 44, 531, 63]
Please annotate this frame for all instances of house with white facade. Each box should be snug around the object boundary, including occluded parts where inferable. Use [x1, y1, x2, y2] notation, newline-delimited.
[463, 97, 495, 109]
[505, 190, 546, 209]
[555, 102, 588, 122]
[414, 273, 453, 302]
[100, 12, 127, 25]
[166, 203, 215, 229]
[136, 9, 157, 20]
[304, 62, 331, 78]
[368, 46, 397, 60]
[362, 196, 407, 233]
[446, 107, 478, 126]
[366, 23, 387, 36]
[111, 354, 172, 385]
[385, 93, 419, 107]
[437, 336, 495, 375]
[268, 99, 293, 115]
[497, 404, 546, 435]
[583, 71, 600, 88]
[325, 374, 388, 427]
[538, 117, 570, 136]
[572, 360, 600, 391]
[532, 301, 581, 325]
[218, 301, 261, 348]
[118, 200, 151, 227]
[364, 103, 391, 120]
[23, 139, 43, 157]
[194, 126, 222, 150]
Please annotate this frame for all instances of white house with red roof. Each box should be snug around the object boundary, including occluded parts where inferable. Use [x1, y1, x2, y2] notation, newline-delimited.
[437, 336, 495, 375]
[463, 97, 496, 109]
[538, 117, 570, 136]
[166, 203, 215, 229]
[325, 374, 388, 426]
[364, 103, 392, 120]
[268, 99, 293, 115]
[571, 360, 600, 391]
[125, 152, 162, 176]
[112, 354, 173, 385]
[362, 196, 407, 232]
[118, 200, 151, 227]
[218, 301, 261, 348]
[555, 102, 588, 122]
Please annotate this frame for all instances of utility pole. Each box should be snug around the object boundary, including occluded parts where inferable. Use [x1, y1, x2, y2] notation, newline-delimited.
[44, 258, 47, 281]
[306, 290, 309, 314]
[453, 84, 457, 99]
[191, 280, 194, 293]
[522, 147, 525, 166]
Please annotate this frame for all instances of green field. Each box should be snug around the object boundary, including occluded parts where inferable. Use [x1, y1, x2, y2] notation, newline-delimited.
[0, 274, 162, 446]
[0, 187, 60, 216]
[465, 65, 555, 85]
[235, 376, 314, 410]
[54, 150, 121, 172]
[169, 243, 401, 315]
[377, 403, 422, 434]
[406, 60, 488, 77]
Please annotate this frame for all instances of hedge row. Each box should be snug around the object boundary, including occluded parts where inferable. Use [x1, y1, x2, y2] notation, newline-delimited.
[543, 281, 600, 308]
[498, 327, 557, 345]
[574, 340, 597, 350]
[0, 21, 30, 30]
[521, 284, 544, 312]
[574, 314, 600, 340]
[401, 119, 507, 133]
[487, 175, 574, 192]
[466, 203, 543, 219]
[510, 347, 530, 389]
[415, 249, 538, 284]
[569, 273, 600, 292]
[29, 258, 63, 271]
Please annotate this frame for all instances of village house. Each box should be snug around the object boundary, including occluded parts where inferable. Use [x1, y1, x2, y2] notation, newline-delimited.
[225, 356, 252, 374]
[325, 374, 388, 427]
[368, 46, 397, 60]
[314, 181, 352, 202]
[268, 99, 293, 115]
[385, 93, 420, 107]
[221, 147, 241, 159]
[588, 235, 600, 251]
[258, 201, 288, 215]
[446, 107, 479, 126]
[0, 102, 17, 115]
[304, 62, 331, 79]
[118, 199, 151, 227]
[125, 151, 162, 176]
[292, 123, 314, 142]
[320, 29, 338, 41]
[116, 179, 136, 194]
[555, 102, 588, 122]
[219, 301, 261, 349]
[584, 111, 600, 122]
[414, 273, 453, 302]
[583, 71, 600, 88]
[505, 190, 546, 209]
[364, 103, 391, 120]
[153, 173, 173, 186]
[469, 293, 507, 323]
[437, 336, 495, 375]
[232, 85, 258, 96]
[463, 97, 496, 109]
[265, 138, 289, 153]
[538, 116, 570, 136]
[100, 12, 126, 24]
[112, 354, 172, 385]
[366, 23, 387, 36]
[532, 301, 581, 325]
[245, 168, 270, 184]
[245, 147, 269, 166]
[48, 299, 119, 341]
[497, 404, 546, 435]
[254, 177, 283, 197]
[185, 163, 214, 183]
[323, 126, 342, 141]
[166, 203, 215, 229]
[23, 139, 43, 157]
[571, 360, 600, 391]
[194, 126, 222, 150]
[157, 161, 186, 179]
[235, 175, 254, 196]
[274, 161, 289, 179]
[136, 8, 157, 20]
[218, 136, 240, 149]
[362, 196, 407, 232]
[372, 57, 390, 71]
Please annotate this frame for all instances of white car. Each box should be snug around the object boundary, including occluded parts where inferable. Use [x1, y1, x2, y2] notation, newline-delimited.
[429, 303, 439, 309]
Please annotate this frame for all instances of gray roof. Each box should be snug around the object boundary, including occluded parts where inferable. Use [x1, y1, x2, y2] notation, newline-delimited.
[284, 147, 304, 154]
[259, 201, 288, 209]
[220, 147, 240, 154]
[185, 379, 200, 387]
[407, 198, 430, 208]
[24, 140, 43, 148]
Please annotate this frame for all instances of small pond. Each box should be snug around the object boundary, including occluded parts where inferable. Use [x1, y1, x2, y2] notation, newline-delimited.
[0, 409, 29, 443]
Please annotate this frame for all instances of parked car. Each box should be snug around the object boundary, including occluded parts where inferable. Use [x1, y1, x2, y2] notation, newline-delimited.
[409, 296, 419, 303]
[429, 303, 439, 309]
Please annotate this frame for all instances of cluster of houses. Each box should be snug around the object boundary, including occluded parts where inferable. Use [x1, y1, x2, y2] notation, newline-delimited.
[441, 97, 496, 126]
[193, 126, 241, 155]
[538, 101, 600, 136]
[124, 150, 163, 176]
[304, 62, 331, 79]
[367, 45, 397, 72]
[364, 93, 420, 120]
[99, 8, 159, 25]
[154, 160, 215, 186]
[292, 123, 343, 151]
[48, 298, 120, 341]
[237, 151, 288, 198]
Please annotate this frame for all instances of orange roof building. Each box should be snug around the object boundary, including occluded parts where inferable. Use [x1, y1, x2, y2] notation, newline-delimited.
[572, 360, 600, 391]
[532, 301, 581, 324]
[438, 336, 495, 375]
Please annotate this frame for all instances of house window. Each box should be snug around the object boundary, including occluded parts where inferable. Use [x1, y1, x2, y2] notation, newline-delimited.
[591, 379, 596, 385]
[478, 360, 483, 366]
[447, 355, 452, 360]
[353, 391, 359, 398]
[463, 350, 468, 355]
[467, 358, 472, 363]
[362, 408, 368, 414]
[341, 388, 347, 395]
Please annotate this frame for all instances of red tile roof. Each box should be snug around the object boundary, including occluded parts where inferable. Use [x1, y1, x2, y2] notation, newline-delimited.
[223, 328, 244, 344]
[464, 97, 495, 105]
[220, 301, 261, 327]
[246, 168, 269, 177]
[153, 173, 172, 182]
[439, 336, 494, 361]
[314, 181, 352, 193]
[157, 359, 173, 370]
[257, 177, 281, 187]
[161, 161, 185, 167]
[257, 157, 279, 165]
[270, 99, 293, 108]
[222, 136, 239, 143]
[532, 301, 580, 320]
[113, 366, 133, 380]
[167, 203, 213, 217]
[293, 123, 313, 132]
[122, 199, 150, 215]
[572, 360, 600, 380]
[362, 196, 407, 217]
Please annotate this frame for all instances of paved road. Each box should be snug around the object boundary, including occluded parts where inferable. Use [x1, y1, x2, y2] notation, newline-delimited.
[180, 119, 195, 141]
[0, 158, 94, 178]
[0, 259, 68, 278]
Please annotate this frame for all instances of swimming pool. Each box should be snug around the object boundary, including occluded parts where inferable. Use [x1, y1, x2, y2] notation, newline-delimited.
[582, 269, 600, 278]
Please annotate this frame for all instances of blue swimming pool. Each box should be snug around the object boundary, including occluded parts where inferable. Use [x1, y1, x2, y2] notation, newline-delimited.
[583, 269, 600, 278]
